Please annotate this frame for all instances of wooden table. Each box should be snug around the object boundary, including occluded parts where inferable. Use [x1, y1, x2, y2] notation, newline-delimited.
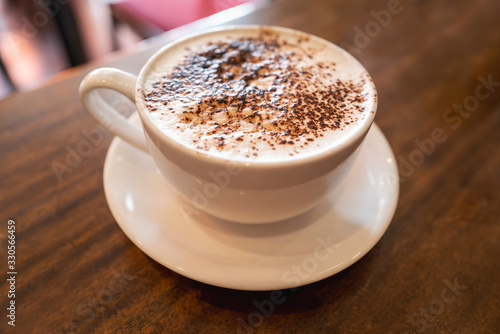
[1, 0, 499, 332]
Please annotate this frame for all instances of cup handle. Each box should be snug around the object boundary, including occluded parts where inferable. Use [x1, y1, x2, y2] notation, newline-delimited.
[79, 67, 149, 153]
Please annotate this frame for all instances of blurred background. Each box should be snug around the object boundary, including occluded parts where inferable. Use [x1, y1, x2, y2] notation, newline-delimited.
[0, 0, 258, 99]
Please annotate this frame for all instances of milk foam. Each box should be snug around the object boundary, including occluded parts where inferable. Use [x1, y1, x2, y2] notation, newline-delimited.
[140, 27, 376, 162]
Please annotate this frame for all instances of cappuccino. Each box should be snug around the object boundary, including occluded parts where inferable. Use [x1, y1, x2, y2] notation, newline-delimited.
[141, 27, 375, 161]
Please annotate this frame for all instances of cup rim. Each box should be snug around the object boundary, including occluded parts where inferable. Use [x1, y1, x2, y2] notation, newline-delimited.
[135, 24, 377, 172]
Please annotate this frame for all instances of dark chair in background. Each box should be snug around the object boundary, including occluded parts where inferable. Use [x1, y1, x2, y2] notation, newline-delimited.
[48, 0, 87, 67]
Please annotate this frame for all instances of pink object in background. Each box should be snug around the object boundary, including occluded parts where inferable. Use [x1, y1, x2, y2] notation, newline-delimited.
[115, 0, 253, 31]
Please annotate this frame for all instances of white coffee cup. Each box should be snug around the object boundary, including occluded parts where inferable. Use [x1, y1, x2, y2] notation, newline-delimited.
[80, 25, 377, 224]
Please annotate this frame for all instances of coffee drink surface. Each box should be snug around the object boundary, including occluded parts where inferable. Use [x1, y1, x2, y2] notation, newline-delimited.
[141, 28, 375, 161]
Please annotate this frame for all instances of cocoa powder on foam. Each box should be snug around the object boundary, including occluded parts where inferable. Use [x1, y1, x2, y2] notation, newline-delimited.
[143, 32, 372, 160]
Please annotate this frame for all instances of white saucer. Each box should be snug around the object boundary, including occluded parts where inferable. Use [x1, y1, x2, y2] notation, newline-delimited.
[103, 113, 399, 291]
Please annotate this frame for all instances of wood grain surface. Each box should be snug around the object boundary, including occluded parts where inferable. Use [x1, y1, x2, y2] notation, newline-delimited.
[1, 0, 499, 333]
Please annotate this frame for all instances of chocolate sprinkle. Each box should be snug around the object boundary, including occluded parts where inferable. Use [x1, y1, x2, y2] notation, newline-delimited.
[143, 34, 369, 156]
